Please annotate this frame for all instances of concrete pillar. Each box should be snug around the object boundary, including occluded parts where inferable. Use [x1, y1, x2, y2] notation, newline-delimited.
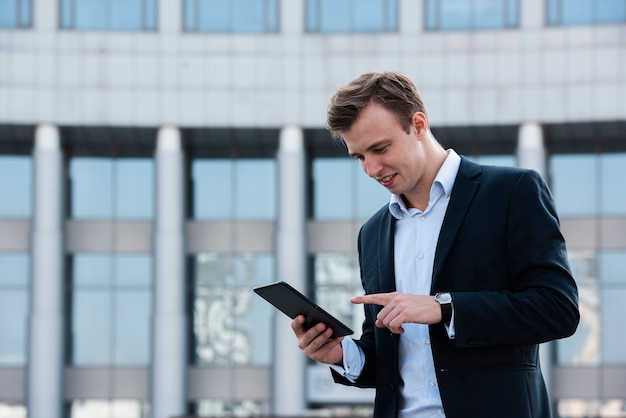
[274, 125, 307, 415]
[152, 126, 187, 418]
[517, 122, 554, 402]
[27, 124, 64, 418]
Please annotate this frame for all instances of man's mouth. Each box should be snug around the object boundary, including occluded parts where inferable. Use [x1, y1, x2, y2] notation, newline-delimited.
[379, 174, 396, 187]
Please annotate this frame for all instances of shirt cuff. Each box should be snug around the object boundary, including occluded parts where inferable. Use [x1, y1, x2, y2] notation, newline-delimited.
[328, 338, 364, 383]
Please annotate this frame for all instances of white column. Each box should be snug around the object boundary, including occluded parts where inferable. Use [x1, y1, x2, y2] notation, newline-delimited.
[517, 122, 554, 401]
[152, 126, 187, 418]
[274, 125, 307, 415]
[27, 124, 64, 418]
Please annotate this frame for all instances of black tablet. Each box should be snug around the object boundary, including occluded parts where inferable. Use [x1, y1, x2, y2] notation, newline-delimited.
[253, 281, 354, 338]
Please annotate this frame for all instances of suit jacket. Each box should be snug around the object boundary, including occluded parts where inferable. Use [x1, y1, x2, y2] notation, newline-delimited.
[332, 157, 580, 418]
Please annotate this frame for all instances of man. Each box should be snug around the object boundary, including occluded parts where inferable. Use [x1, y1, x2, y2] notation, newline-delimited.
[291, 71, 579, 418]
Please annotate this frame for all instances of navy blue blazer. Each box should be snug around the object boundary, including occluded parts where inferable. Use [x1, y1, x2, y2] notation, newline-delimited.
[333, 157, 579, 418]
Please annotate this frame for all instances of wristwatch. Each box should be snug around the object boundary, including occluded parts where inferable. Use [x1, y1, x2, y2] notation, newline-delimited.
[434, 292, 453, 324]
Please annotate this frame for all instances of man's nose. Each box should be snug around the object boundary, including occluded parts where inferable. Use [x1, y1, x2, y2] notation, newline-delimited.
[363, 157, 382, 178]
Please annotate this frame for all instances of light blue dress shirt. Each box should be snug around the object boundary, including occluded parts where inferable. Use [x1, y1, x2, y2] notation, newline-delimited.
[332, 149, 461, 418]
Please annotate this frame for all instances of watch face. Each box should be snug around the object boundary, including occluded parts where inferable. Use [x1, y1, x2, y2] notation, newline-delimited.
[436, 293, 452, 304]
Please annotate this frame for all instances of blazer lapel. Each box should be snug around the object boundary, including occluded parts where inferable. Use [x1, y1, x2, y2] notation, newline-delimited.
[431, 157, 481, 290]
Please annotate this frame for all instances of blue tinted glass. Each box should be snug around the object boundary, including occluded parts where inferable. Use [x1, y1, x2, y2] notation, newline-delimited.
[319, 0, 350, 32]
[432, 0, 518, 30]
[425, 0, 438, 29]
[440, 0, 472, 30]
[550, 154, 597, 216]
[354, 0, 386, 32]
[72, 290, 112, 365]
[0, 253, 29, 285]
[193, 160, 233, 219]
[0, 0, 17, 27]
[602, 288, 626, 363]
[60, 0, 73, 27]
[193, 159, 275, 220]
[313, 159, 353, 219]
[234, 160, 276, 219]
[597, 0, 626, 22]
[115, 254, 152, 287]
[306, 0, 319, 30]
[73, 254, 113, 286]
[561, 0, 593, 25]
[0, 156, 32, 217]
[472, 154, 517, 167]
[114, 290, 151, 364]
[75, 0, 108, 30]
[194, 0, 278, 32]
[600, 153, 626, 215]
[115, 159, 154, 219]
[0, 290, 28, 365]
[110, 0, 142, 30]
[475, 0, 507, 29]
[547, 0, 560, 24]
[71, 158, 113, 218]
[18, 0, 30, 26]
[599, 251, 626, 285]
[184, 0, 196, 30]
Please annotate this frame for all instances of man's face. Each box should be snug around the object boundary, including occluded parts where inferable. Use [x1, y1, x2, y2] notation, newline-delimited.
[342, 102, 429, 202]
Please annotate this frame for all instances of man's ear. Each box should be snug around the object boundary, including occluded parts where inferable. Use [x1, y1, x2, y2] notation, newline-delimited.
[411, 112, 429, 138]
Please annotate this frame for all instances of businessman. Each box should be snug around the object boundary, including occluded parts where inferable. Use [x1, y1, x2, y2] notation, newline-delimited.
[291, 71, 579, 418]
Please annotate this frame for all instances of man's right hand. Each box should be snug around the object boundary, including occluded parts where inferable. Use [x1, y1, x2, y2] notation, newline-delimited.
[291, 315, 344, 365]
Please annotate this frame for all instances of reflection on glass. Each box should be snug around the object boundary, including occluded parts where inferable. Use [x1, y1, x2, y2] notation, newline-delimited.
[600, 153, 626, 215]
[0, 253, 29, 365]
[192, 159, 276, 220]
[306, 0, 398, 33]
[0, 155, 32, 217]
[0, 403, 26, 418]
[314, 253, 364, 338]
[67, 399, 150, 418]
[313, 158, 390, 220]
[425, 0, 518, 30]
[70, 158, 154, 219]
[599, 250, 626, 364]
[60, 0, 156, 31]
[192, 253, 273, 366]
[469, 154, 517, 167]
[184, 0, 279, 32]
[69, 254, 152, 366]
[557, 250, 600, 366]
[193, 400, 263, 417]
[558, 399, 626, 418]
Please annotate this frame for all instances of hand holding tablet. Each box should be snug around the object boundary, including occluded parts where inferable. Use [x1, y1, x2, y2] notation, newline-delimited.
[253, 281, 354, 338]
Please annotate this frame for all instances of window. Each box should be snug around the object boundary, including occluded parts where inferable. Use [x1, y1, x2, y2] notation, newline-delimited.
[67, 254, 152, 366]
[66, 400, 149, 418]
[184, 0, 279, 33]
[0, 155, 32, 217]
[0, 0, 30, 28]
[306, 0, 398, 33]
[60, 0, 156, 31]
[192, 158, 276, 220]
[0, 253, 29, 365]
[313, 253, 364, 339]
[425, 0, 518, 31]
[313, 158, 390, 220]
[547, 0, 626, 26]
[69, 157, 154, 220]
[191, 253, 273, 366]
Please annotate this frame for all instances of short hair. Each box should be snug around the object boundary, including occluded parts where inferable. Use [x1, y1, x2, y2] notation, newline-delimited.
[326, 71, 428, 140]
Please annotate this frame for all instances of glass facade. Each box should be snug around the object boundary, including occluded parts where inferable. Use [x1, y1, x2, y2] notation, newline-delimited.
[425, 0, 519, 30]
[184, 0, 279, 33]
[312, 157, 390, 220]
[192, 158, 277, 220]
[547, 0, 626, 25]
[66, 400, 149, 418]
[191, 253, 273, 366]
[306, 0, 398, 33]
[69, 157, 154, 220]
[0, 155, 31, 217]
[67, 254, 152, 366]
[0, 253, 29, 365]
[0, 0, 30, 28]
[59, 0, 157, 31]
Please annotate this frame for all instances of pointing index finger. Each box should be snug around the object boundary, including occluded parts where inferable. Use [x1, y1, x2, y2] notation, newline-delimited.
[351, 292, 393, 306]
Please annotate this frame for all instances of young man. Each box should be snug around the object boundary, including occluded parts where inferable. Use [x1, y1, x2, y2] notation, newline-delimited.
[291, 71, 579, 418]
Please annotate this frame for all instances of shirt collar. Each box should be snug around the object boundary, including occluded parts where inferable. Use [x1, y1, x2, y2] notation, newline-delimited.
[389, 149, 461, 219]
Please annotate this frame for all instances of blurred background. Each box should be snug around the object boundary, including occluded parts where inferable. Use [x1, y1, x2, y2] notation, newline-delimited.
[0, 0, 625, 417]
